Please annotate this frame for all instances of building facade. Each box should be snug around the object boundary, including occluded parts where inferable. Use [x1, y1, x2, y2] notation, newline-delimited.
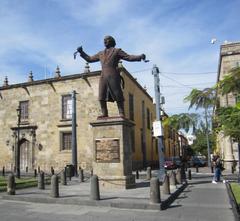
[216, 42, 240, 170]
[0, 65, 187, 173]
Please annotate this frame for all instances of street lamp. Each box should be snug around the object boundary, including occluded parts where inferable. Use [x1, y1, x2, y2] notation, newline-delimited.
[16, 106, 21, 179]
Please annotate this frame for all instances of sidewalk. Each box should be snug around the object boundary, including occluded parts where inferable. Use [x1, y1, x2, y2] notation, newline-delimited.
[0, 169, 236, 221]
[161, 171, 235, 221]
[0, 172, 186, 210]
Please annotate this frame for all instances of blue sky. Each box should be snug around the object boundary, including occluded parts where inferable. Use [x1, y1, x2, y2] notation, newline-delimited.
[1, 0, 240, 115]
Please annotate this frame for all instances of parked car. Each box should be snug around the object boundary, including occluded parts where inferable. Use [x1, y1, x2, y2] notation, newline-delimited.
[172, 156, 181, 168]
[164, 160, 176, 170]
[191, 156, 207, 167]
[164, 158, 177, 170]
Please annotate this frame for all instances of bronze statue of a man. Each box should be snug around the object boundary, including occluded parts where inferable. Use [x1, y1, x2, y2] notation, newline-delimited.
[75, 36, 146, 118]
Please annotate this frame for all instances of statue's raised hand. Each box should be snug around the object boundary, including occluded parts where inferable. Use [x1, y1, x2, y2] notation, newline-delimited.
[74, 46, 83, 59]
[141, 54, 146, 61]
[141, 54, 149, 63]
[77, 46, 83, 53]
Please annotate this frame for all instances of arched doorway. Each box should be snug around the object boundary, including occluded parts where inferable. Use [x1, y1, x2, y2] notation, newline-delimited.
[19, 139, 30, 171]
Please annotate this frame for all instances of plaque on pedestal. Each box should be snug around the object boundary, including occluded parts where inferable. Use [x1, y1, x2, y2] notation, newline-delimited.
[90, 117, 135, 189]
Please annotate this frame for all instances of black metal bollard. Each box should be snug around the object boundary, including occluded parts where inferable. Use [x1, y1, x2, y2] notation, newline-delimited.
[196, 165, 199, 173]
[50, 175, 59, 198]
[79, 169, 84, 182]
[34, 169, 37, 178]
[162, 174, 170, 194]
[38, 171, 45, 189]
[90, 175, 100, 200]
[188, 169, 192, 180]
[146, 167, 151, 180]
[169, 171, 176, 186]
[51, 167, 54, 175]
[7, 173, 15, 195]
[181, 166, 186, 182]
[176, 169, 182, 184]
[65, 166, 72, 181]
[136, 170, 139, 179]
[61, 170, 67, 185]
[2, 166, 5, 177]
[90, 168, 93, 177]
[150, 177, 161, 204]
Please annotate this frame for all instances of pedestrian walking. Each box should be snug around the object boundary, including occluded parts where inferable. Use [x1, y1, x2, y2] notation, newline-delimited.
[212, 155, 225, 184]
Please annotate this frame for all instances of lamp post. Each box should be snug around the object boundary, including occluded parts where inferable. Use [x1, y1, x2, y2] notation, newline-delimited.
[71, 90, 78, 176]
[16, 106, 21, 179]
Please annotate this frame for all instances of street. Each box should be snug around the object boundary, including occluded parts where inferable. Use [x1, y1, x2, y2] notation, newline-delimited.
[0, 173, 235, 221]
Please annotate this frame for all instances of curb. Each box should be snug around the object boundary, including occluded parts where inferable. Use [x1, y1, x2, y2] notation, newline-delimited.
[1, 183, 188, 211]
[225, 182, 240, 221]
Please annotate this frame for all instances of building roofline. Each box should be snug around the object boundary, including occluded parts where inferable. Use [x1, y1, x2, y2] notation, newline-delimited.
[217, 41, 240, 82]
[0, 71, 101, 91]
[0, 67, 153, 101]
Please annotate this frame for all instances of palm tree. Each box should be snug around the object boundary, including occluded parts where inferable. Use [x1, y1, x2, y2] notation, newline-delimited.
[184, 87, 217, 167]
[184, 87, 217, 109]
[165, 113, 199, 134]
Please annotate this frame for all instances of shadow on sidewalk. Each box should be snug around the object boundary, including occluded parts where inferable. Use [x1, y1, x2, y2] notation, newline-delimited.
[168, 204, 182, 209]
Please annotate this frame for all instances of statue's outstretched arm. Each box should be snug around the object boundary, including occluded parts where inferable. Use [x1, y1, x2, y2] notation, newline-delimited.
[74, 46, 100, 63]
[118, 49, 145, 62]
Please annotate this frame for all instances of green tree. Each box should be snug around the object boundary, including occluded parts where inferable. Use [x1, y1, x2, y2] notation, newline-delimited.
[164, 113, 199, 134]
[215, 106, 240, 142]
[216, 67, 240, 142]
[191, 122, 216, 156]
[184, 87, 216, 166]
[184, 87, 216, 110]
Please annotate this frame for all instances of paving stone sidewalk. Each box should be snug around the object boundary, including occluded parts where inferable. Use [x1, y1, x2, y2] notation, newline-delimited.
[0, 173, 186, 210]
[162, 171, 235, 221]
[0, 169, 237, 221]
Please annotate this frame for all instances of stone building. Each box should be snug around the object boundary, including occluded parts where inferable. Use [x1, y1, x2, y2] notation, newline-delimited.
[0, 65, 186, 173]
[216, 41, 240, 170]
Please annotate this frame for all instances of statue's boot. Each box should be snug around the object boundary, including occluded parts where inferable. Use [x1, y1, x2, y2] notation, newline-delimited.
[117, 101, 125, 118]
[98, 101, 108, 118]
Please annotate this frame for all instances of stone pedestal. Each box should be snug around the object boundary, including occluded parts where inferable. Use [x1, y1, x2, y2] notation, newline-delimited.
[90, 117, 135, 189]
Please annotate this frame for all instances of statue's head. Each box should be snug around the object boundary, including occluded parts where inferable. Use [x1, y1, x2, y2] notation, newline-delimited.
[104, 35, 116, 48]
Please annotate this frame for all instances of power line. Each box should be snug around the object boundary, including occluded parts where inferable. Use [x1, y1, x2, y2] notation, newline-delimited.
[159, 82, 216, 88]
[131, 68, 217, 75]
[162, 71, 217, 75]
[160, 73, 194, 89]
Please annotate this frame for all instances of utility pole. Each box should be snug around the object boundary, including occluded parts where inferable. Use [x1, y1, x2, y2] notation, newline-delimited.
[71, 90, 78, 176]
[16, 106, 21, 179]
[152, 65, 165, 181]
